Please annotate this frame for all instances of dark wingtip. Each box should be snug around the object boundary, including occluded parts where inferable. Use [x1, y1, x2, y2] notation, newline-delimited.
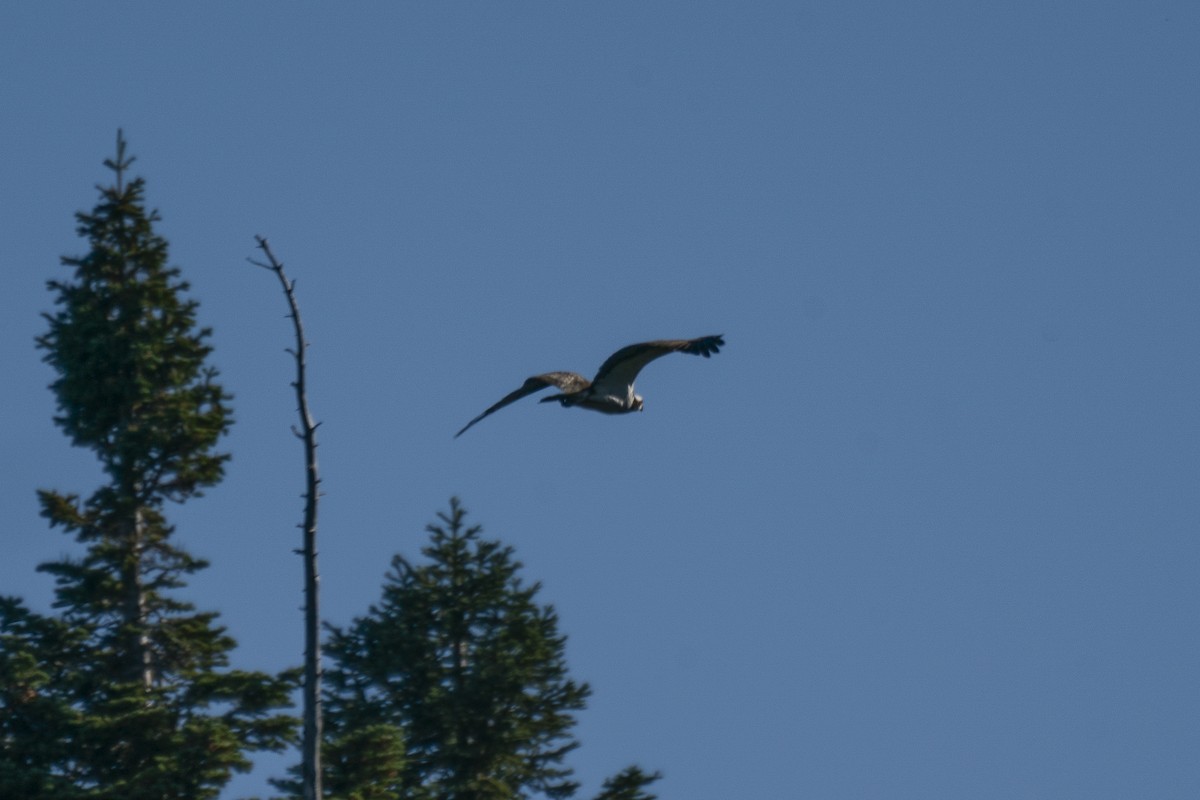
[699, 334, 724, 357]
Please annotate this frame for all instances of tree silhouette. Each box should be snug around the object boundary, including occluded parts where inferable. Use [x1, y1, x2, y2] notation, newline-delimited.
[9, 131, 297, 798]
[310, 499, 659, 800]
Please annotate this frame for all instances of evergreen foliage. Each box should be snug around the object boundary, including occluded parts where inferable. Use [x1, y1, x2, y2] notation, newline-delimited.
[0, 132, 298, 798]
[310, 499, 659, 800]
[591, 767, 662, 800]
[0, 597, 85, 798]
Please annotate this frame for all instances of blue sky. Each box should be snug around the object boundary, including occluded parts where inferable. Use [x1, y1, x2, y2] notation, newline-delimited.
[2, 3, 1198, 798]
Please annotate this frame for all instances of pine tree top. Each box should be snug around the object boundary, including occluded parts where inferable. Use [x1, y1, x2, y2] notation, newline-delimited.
[38, 130, 231, 506]
[11, 132, 298, 800]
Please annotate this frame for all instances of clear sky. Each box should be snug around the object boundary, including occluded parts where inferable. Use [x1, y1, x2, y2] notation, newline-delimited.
[2, 3, 1198, 798]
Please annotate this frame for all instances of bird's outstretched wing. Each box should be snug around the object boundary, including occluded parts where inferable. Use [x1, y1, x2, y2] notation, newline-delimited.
[455, 371, 590, 437]
[591, 335, 724, 394]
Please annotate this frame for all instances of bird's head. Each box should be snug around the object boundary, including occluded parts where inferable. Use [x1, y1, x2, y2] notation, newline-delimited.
[633, 395, 644, 412]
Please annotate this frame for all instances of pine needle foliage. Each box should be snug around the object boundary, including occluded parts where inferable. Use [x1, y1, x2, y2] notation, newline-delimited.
[0, 597, 88, 798]
[591, 767, 662, 800]
[321, 499, 592, 800]
[5, 131, 299, 799]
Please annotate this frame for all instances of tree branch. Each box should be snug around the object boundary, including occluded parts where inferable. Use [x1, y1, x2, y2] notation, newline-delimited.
[252, 235, 323, 800]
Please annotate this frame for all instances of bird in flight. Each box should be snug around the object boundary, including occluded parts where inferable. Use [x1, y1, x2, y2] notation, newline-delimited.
[455, 335, 725, 437]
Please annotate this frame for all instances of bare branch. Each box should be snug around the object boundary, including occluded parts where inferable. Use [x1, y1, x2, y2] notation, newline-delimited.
[253, 235, 323, 800]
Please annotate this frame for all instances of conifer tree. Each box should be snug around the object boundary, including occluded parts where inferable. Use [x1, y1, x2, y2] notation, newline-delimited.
[315, 499, 659, 800]
[23, 131, 297, 798]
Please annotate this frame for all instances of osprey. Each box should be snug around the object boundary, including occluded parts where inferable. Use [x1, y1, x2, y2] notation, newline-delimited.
[455, 335, 725, 438]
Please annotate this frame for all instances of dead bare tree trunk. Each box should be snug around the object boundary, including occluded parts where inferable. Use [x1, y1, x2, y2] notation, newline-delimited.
[251, 236, 323, 800]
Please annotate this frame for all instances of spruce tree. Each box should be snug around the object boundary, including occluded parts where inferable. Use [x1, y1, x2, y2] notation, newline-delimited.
[316, 499, 659, 800]
[25, 131, 297, 798]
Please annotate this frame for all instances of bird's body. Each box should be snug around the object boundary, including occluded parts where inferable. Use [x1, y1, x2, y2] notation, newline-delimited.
[455, 335, 724, 437]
